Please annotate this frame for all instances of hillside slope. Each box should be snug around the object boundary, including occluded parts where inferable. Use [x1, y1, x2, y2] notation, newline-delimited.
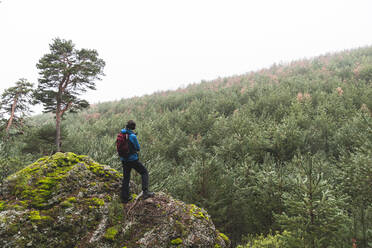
[0, 153, 230, 248]
[6, 46, 372, 246]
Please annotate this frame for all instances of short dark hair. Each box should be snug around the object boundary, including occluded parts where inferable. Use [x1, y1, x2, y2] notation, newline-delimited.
[126, 120, 136, 130]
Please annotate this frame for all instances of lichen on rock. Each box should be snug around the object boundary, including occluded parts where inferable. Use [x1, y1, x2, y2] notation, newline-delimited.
[0, 152, 230, 248]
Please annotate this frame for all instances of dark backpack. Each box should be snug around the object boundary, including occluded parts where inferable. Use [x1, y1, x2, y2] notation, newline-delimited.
[116, 132, 131, 158]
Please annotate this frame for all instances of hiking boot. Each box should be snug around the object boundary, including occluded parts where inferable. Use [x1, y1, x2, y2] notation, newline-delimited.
[121, 195, 133, 204]
[142, 191, 155, 199]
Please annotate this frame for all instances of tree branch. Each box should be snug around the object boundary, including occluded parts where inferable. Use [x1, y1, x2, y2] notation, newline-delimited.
[60, 101, 73, 116]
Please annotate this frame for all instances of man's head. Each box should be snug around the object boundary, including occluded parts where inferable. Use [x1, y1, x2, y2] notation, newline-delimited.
[126, 120, 136, 130]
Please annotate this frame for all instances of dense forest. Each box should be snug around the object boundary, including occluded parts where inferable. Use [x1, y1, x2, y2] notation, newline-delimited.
[1, 46, 372, 247]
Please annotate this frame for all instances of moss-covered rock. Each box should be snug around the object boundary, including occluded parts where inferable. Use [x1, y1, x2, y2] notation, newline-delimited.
[0, 153, 230, 248]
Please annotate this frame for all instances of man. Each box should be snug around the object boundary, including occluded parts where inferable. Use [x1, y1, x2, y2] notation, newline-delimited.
[120, 120, 154, 203]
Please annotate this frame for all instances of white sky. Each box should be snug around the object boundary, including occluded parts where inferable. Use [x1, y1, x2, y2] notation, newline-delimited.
[1, 0, 372, 114]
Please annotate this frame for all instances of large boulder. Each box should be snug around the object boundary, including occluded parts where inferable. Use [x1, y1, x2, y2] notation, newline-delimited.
[0, 152, 230, 248]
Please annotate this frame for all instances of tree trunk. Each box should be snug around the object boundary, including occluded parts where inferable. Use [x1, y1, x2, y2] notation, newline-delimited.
[5, 93, 19, 133]
[308, 161, 315, 248]
[55, 111, 61, 152]
[56, 86, 62, 152]
[361, 207, 367, 248]
[55, 82, 64, 153]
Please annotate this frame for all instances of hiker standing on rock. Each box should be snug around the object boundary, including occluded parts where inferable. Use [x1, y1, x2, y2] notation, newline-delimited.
[117, 120, 154, 203]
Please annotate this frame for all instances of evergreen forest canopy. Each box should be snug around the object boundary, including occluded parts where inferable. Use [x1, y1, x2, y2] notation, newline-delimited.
[1, 46, 372, 247]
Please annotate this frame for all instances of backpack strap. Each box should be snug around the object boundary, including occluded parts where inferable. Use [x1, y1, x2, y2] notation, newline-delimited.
[127, 133, 136, 155]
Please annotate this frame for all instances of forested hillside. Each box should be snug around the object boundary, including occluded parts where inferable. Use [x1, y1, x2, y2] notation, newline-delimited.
[2, 46, 372, 247]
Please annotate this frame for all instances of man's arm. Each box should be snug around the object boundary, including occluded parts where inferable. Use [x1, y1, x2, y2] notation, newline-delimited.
[130, 134, 140, 151]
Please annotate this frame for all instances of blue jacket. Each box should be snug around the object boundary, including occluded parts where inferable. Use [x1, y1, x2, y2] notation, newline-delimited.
[119, 129, 140, 162]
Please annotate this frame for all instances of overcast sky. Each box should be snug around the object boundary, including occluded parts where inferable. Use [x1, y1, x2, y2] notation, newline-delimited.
[1, 0, 372, 113]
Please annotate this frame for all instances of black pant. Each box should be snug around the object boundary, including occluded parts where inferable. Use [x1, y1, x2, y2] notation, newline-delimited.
[121, 160, 149, 200]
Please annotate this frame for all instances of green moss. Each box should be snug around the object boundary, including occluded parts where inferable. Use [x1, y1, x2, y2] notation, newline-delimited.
[37, 177, 60, 190]
[53, 152, 82, 166]
[11, 167, 36, 196]
[104, 226, 119, 241]
[22, 187, 55, 209]
[189, 204, 209, 220]
[8, 153, 115, 209]
[61, 200, 74, 208]
[87, 161, 120, 179]
[12, 204, 24, 211]
[0, 201, 6, 211]
[88, 162, 107, 176]
[19, 200, 28, 208]
[67, 197, 77, 203]
[89, 197, 105, 206]
[171, 238, 183, 245]
[29, 210, 42, 221]
[218, 232, 229, 241]
[77, 154, 88, 160]
[195, 211, 207, 219]
[60, 196, 78, 208]
[28, 210, 53, 223]
[2, 153, 129, 244]
[11, 153, 83, 210]
[214, 244, 222, 248]
[105, 195, 112, 202]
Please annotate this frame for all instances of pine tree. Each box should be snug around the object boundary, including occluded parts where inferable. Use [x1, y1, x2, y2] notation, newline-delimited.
[0, 102, 4, 129]
[338, 113, 372, 248]
[276, 155, 351, 248]
[0, 78, 34, 133]
[34, 38, 105, 151]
